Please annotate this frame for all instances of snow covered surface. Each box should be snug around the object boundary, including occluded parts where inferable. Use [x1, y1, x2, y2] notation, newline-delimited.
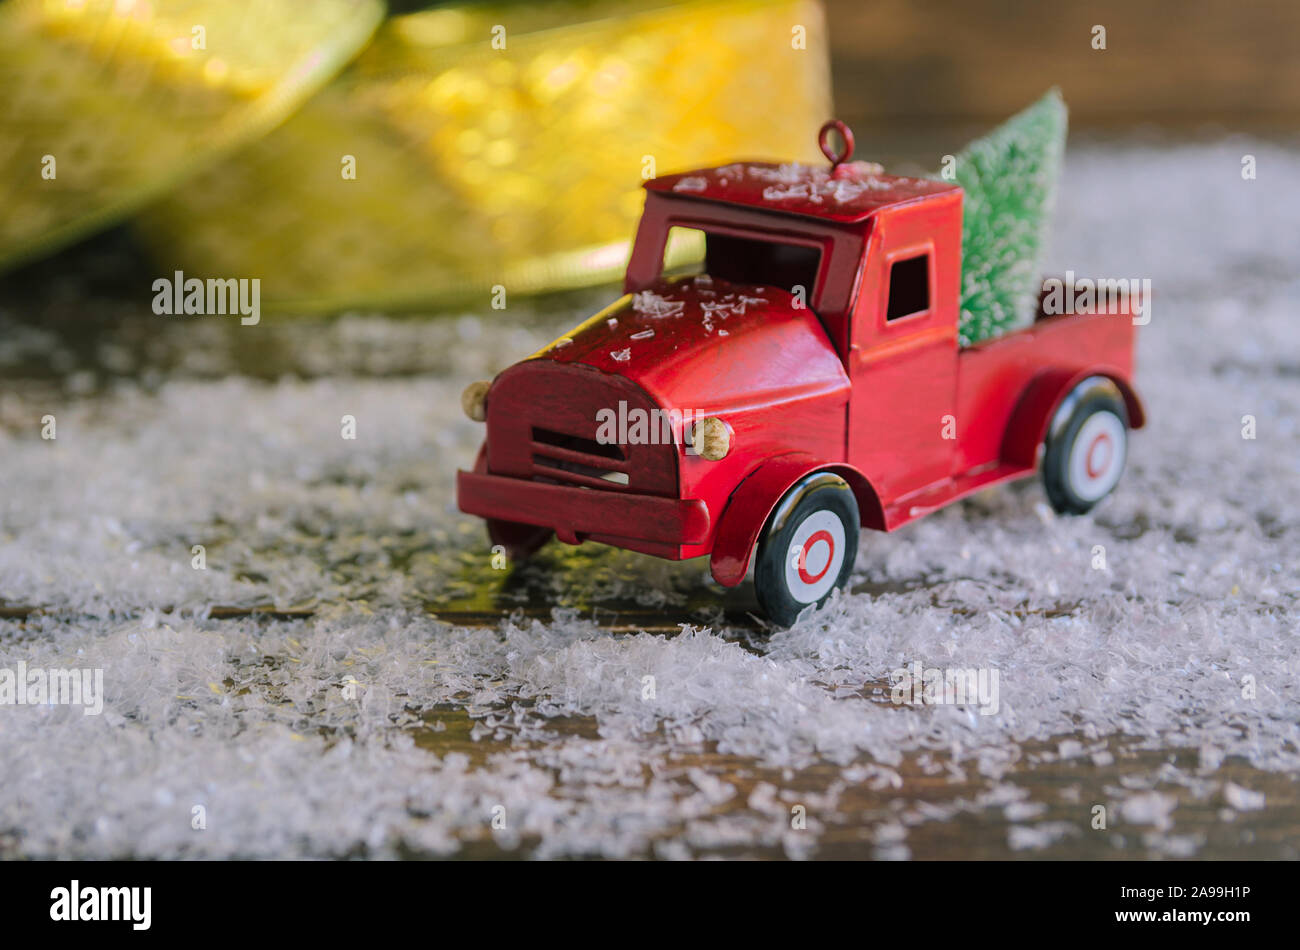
[0, 141, 1297, 858]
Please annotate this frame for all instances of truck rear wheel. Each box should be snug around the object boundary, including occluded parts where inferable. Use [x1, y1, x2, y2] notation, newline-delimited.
[1042, 377, 1129, 515]
[754, 473, 859, 627]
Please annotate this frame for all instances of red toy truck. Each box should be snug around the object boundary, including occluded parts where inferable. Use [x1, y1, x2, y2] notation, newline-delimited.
[457, 125, 1144, 625]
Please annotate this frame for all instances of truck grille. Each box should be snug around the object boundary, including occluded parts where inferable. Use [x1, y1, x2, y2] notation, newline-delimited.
[485, 362, 679, 499]
[530, 427, 630, 490]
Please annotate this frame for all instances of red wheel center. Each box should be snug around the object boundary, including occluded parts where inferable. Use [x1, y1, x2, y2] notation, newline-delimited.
[1086, 433, 1112, 479]
[797, 530, 835, 584]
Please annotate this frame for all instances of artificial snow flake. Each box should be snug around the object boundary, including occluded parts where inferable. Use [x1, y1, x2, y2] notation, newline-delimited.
[763, 183, 820, 203]
[632, 291, 684, 317]
[1223, 783, 1265, 811]
[825, 179, 869, 203]
[750, 162, 811, 184]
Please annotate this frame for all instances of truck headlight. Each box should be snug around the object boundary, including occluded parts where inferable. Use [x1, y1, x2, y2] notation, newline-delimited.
[461, 380, 490, 421]
[691, 417, 731, 461]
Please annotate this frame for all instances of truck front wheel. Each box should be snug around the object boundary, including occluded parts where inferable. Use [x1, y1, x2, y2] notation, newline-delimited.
[754, 473, 860, 627]
[487, 519, 553, 561]
[474, 441, 553, 560]
[1042, 377, 1129, 515]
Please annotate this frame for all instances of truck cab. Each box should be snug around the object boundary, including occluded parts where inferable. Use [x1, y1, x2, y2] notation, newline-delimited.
[457, 133, 1143, 626]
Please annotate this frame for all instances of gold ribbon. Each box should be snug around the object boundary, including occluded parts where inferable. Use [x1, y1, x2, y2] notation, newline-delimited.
[0, 0, 384, 273]
[4, 0, 831, 312]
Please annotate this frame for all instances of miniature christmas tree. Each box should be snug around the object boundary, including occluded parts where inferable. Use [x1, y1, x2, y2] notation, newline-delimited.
[950, 89, 1067, 347]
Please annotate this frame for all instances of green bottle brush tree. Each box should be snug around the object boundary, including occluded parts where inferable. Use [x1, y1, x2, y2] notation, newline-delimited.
[946, 89, 1068, 347]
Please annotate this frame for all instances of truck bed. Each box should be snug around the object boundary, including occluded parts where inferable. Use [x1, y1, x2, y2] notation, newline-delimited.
[883, 285, 1143, 528]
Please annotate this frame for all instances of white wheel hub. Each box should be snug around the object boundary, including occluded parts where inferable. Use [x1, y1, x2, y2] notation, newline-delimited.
[783, 509, 846, 604]
[1067, 410, 1126, 502]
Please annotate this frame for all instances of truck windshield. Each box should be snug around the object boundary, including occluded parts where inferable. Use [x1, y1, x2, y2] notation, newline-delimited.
[666, 227, 821, 299]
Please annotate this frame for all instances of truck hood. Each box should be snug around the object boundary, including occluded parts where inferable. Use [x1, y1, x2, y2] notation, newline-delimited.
[528, 275, 849, 413]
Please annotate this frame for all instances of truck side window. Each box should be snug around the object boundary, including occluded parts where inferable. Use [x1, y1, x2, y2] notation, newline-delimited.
[886, 254, 930, 321]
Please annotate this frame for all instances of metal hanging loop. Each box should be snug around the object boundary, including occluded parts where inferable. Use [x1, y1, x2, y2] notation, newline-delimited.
[818, 119, 855, 170]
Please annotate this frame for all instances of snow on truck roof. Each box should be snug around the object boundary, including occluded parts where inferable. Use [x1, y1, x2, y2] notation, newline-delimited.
[645, 160, 961, 225]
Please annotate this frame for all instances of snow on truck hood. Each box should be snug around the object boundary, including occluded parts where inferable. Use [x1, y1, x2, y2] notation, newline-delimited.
[529, 275, 849, 412]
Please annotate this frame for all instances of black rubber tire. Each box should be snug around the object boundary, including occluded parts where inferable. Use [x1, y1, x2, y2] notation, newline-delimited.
[754, 474, 860, 627]
[474, 441, 552, 560]
[1042, 380, 1130, 515]
[487, 519, 553, 561]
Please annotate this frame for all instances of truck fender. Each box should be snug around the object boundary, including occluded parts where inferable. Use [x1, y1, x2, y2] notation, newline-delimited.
[709, 454, 884, 588]
[1001, 368, 1146, 469]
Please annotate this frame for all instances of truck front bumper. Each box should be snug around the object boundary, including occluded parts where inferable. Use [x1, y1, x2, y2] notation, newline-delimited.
[456, 470, 711, 547]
